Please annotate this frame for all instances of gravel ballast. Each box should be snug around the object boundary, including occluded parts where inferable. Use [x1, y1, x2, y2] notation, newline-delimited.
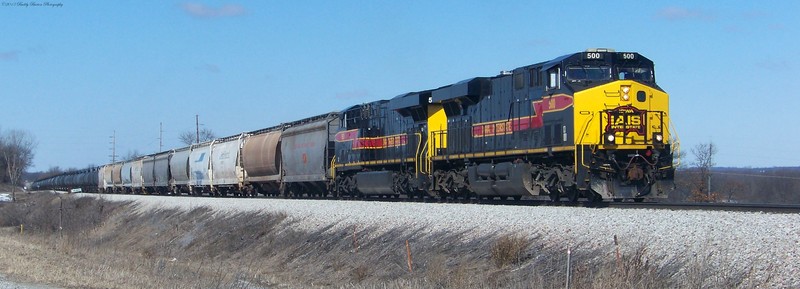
[92, 194, 799, 287]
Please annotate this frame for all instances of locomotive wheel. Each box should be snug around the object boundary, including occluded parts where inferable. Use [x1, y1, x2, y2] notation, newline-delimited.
[565, 189, 579, 203]
[587, 192, 603, 202]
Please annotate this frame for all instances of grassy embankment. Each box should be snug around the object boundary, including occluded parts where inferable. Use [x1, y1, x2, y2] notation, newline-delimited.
[0, 192, 770, 288]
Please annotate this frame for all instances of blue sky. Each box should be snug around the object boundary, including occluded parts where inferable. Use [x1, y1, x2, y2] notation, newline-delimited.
[1, 1, 798, 171]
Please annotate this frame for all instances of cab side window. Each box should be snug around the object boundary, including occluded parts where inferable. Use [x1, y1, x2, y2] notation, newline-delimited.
[513, 73, 524, 90]
[547, 67, 560, 90]
[529, 68, 541, 87]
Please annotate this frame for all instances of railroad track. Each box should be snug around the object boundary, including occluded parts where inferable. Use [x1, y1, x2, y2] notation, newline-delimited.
[84, 191, 800, 214]
[74, 191, 800, 214]
[339, 194, 800, 214]
[597, 201, 800, 214]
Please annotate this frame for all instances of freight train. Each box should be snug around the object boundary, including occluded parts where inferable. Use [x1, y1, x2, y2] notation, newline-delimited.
[33, 49, 678, 202]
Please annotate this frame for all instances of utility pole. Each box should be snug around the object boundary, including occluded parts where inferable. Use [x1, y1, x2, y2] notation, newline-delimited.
[159, 122, 163, 152]
[196, 114, 200, 144]
[109, 130, 118, 163]
[707, 174, 712, 199]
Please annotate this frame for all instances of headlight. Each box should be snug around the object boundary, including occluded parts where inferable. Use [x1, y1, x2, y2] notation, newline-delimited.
[653, 133, 664, 143]
[621, 85, 631, 101]
[604, 132, 615, 144]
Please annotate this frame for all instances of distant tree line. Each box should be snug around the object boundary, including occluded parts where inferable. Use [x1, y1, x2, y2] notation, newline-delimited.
[669, 142, 800, 204]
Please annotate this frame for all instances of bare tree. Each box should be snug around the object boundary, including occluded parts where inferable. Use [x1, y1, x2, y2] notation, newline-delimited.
[1, 129, 37, 202]
[123, 150, 141, 161]
[688, 142, 718, 202]
[179, 128, 216, 146]
[720, 179, 746, 202]
[45, 166, 63, 178]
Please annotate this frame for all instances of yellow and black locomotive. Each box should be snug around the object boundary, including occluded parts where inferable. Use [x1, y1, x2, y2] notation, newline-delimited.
[334, 49, 676, 201]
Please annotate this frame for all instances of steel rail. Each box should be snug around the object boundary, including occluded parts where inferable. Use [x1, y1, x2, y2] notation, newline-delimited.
[65, 190, 800, 214]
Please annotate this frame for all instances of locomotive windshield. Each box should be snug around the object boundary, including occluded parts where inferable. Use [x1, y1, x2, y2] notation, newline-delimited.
[617, 66, 653, 82]
[566, 65, 612, 82]
[566, 64, 654, 83]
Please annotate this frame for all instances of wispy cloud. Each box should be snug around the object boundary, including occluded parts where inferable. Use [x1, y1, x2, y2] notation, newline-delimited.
[181, 2, 246, 19]
[197, 63, 220, 73]
[655, 6, 714, 21]
[335, 90, 369, 100]
[0, 50, 20, 61]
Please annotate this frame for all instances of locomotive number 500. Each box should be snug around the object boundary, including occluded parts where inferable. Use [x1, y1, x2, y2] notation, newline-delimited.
[586, 52, 602, 59]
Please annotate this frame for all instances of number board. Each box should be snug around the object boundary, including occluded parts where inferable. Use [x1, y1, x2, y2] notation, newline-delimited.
[619, 53, 637, 60]
[583, 52, 604, 60]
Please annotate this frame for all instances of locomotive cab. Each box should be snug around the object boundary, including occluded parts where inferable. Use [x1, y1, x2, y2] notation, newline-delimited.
[569, 49, 676, 200]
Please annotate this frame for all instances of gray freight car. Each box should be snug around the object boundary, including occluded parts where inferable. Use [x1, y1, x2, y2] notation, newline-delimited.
[130, 158, 144, 194]
[280, 113, 339, 197]
[170, 147, 192, 195]
[120, 161, 133, 193]
[142, 152, 171, 194]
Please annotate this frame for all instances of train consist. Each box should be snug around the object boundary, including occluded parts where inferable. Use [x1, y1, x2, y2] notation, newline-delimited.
[33, 49, 678, 201]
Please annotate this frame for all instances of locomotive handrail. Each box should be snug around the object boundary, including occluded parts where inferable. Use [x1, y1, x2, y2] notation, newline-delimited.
[329, 157, 336, 180]
[665, 118, 681, 169]
[414, 133, 423, 177]
[577, 111, 596, 145]
[579, 144, 594, 169]
[423, 138, 430, 174]
[577, 111, 597, 169]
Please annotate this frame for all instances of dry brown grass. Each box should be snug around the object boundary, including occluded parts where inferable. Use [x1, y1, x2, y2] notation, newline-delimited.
[0, 192, 775, 288]
[490, 234, 531, 269]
